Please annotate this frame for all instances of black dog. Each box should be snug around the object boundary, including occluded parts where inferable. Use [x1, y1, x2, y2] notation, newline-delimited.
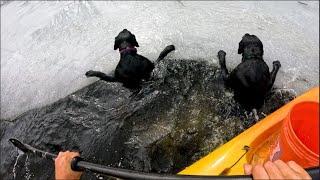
[218, 34, 281, 117]
[86, 29, 175, 89]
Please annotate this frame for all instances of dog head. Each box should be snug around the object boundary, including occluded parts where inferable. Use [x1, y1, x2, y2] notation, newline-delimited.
[238, 33, 264, 60]
[114, 29, 139, 50]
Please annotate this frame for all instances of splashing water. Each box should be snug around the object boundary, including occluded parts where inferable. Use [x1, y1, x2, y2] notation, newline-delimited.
[1, 59, 297, 179]
[12, 149, 24, 179]
[0, 1, 318, 179]
[1, 1, 319, 120]
[24, 155, 32, 180]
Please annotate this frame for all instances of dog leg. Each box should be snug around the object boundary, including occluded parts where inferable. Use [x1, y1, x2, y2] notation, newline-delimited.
[156, 45, 175, 63]
[217, 50, 229, 80]
[85, 70, 118, 82]
[268, 61, 281, 90]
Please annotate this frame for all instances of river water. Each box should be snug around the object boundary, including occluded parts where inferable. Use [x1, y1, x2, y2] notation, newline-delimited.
[0, 1, 318, 179]
[1, 1, 319, 120]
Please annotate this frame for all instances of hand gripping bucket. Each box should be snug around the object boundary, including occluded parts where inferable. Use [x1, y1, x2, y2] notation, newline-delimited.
[278, 101, 319, 168]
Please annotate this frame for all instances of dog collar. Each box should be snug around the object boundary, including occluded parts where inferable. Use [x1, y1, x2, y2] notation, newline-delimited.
[119, 47, 137, 55]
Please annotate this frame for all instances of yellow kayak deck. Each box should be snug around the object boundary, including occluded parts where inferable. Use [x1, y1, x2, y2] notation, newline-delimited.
[179, 87, 319, 176]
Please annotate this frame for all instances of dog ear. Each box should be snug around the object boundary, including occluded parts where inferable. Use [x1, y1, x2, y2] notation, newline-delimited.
[131, 34, 139, 47]
[260, 43, 264, 55]
[238, 33, 250, 54]
[258, 39, 264, 55]
[238, 40, 244, 54]
[114, 37, 120, 50]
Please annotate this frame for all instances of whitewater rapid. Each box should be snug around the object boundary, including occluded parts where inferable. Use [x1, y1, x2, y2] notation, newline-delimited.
[1, 1, 319, 119]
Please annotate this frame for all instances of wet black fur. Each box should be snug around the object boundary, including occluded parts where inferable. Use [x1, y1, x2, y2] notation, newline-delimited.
[218, 33, 281, 110]
[86, 29, 175, 89]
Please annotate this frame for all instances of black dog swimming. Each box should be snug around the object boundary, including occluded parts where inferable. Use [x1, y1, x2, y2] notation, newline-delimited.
[86, 29, 175, 89]
[218, 33, 281, 118]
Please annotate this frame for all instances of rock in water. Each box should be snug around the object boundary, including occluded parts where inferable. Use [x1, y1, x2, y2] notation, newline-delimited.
[0, 59, 295, 179]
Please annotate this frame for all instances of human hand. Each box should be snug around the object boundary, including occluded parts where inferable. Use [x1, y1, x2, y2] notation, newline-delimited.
[244, 160, 311, 179]
[55, 151, 83, 180]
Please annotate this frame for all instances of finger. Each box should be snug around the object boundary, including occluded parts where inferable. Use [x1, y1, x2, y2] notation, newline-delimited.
[263, 161, 284, 179]
[252, 164, 269, 179]
[70, 151, 80, 156]
[55, 154, 66, 166]
[62, 151, 71, 157]
[274, 160, 300, 179]
[244, 164, 252, 175]
[60, 151, 67, 157]
[55, 152, 63, 161]
[66, 152, 80, 159]
[287, 161, 312, 179]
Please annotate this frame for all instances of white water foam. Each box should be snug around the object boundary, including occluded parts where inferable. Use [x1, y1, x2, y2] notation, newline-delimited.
[12, 149, 24, 179]
[1, 1, 319, 119]
[24, 155, 32, 180]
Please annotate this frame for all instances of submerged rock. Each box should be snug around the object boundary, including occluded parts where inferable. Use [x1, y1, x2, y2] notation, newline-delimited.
[0, 59, 295, 179]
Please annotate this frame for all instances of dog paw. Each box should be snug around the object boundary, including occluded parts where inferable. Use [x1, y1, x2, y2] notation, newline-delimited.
[273, 61, 281, 69]
[218, 50, 226, 57]
[166, 45, 175, 51]
[85, 70, 96, 77]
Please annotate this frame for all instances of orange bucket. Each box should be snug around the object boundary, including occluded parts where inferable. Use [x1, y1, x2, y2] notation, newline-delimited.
[278, 101, 319, 168]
